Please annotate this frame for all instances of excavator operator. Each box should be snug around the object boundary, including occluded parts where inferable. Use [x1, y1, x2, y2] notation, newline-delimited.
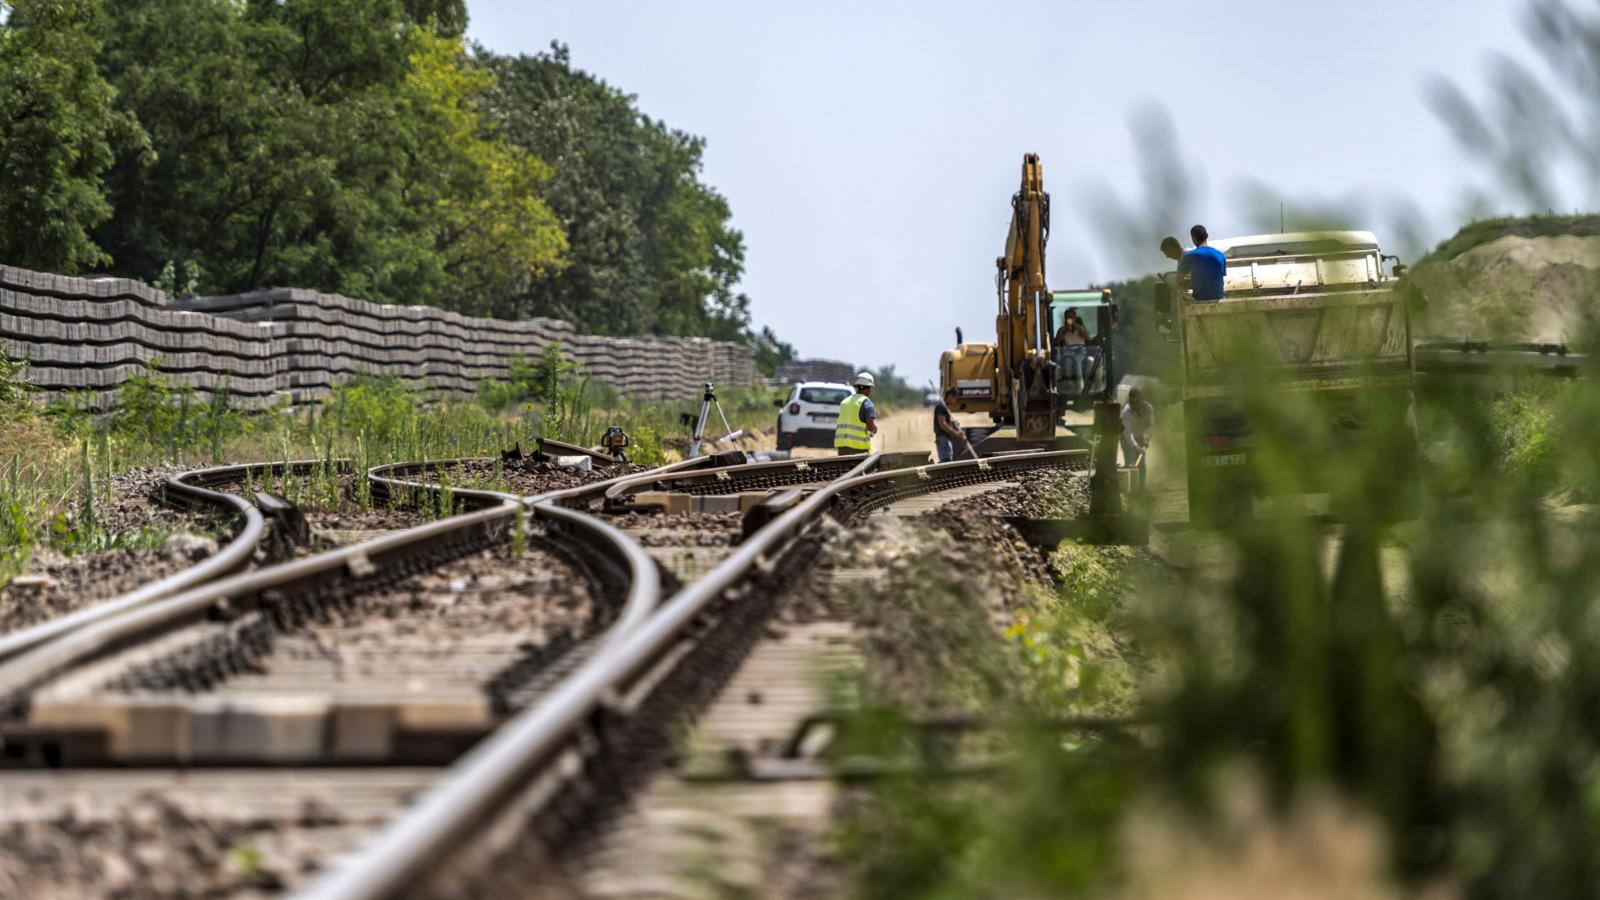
[834, 372, 878, 455]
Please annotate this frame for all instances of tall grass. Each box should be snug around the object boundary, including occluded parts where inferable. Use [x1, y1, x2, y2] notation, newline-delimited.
[835, 344, 1600, 897]
[0, 352, 780, 582]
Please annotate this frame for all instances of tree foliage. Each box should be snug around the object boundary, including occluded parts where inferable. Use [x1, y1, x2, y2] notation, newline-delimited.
[87, 0, 564, 308]
[0, 5, 786, 356]
[863, 363, 925, 409]
[0, 0, 133, 272]
[748, 325, 797, 378]
[477, 43, 755, 339]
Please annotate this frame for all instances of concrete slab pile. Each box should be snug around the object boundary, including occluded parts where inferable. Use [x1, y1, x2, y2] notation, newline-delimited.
[0, 267, 760, 411]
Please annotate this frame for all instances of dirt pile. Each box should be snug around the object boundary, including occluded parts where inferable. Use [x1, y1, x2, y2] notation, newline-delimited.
[1413, 232, 1600, 343]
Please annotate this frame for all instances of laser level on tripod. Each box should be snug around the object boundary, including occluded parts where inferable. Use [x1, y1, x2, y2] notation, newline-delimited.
[686, 382, 745, 459]
[599, 426, 631, 463]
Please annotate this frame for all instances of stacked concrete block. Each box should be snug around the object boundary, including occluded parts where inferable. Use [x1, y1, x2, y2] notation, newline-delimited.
[773, 358, 857, 385]
[0, 272, 283, 411]
[0, 266, 169, 307]
[178, 286, 760, 401]
[0, 266, 761, 410]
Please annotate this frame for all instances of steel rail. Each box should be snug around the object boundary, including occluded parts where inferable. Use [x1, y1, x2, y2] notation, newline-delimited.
[367, 451, 731, 513]
[0, 452, 736, 716]
[0, 459, 344, 665]
[600, 453, 867, 503]
[545, 450, 744, 509]
[0, 501, 519, 704]
[364, 451, 741, 652]
[301, 449, 1080, 900]
[296, 452, 881, 900]
[366, 459, 524, 510]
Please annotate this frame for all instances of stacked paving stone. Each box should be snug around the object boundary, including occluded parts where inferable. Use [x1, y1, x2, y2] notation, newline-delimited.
[0, 266, 281, 411]
[0, 266, 759, 411]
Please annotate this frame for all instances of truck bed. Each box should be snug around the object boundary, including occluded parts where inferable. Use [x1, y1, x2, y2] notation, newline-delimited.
[1174, 282, 1411, 398]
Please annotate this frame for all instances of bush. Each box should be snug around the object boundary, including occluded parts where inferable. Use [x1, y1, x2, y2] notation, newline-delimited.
[478, 344, 577, 412]
[0, 351, 31, 423]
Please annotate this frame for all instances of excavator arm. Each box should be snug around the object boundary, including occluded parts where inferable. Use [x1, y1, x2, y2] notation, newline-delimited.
[995, 153, 1059, 442]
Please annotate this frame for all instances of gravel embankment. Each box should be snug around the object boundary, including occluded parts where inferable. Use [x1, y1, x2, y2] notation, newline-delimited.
[0, 467, 228, 635]
[604, 511, 743, 547]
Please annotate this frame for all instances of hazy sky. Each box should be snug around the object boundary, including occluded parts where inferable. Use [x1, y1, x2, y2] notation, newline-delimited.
[468, 1, 1542, 381]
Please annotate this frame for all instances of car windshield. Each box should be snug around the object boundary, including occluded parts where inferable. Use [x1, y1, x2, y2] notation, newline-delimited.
[799, 387, 850, 405]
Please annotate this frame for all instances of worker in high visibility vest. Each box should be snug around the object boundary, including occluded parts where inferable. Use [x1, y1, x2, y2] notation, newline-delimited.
[835, 372, 878, 455]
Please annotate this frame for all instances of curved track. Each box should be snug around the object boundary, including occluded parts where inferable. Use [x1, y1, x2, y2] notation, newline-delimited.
[304, 449, 1082, 900]
[0, 447, 1082, 896]
[0, 460, 348, 666]
[0, 446, 860, 895]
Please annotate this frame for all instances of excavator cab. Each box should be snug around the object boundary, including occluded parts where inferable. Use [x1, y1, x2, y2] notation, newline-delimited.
[1049, 289, 1116, 408]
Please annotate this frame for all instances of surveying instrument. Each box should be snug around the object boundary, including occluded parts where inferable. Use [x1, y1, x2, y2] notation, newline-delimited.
[687, 382, 746, 459]
[599, 425, 631, 463]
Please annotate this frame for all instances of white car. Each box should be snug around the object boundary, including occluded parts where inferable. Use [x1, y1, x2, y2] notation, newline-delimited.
[775, 381, 853, 450]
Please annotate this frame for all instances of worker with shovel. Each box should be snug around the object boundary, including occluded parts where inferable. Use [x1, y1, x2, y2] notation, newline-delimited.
[1121, 386, 1154, 493]
[933, 387, 972, 462]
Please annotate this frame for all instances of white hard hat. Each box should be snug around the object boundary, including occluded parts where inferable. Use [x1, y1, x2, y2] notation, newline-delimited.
[854, 371, 875, 388]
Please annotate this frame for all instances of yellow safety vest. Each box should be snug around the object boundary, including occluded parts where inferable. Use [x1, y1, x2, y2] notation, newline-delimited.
[835, 392, 872, 450]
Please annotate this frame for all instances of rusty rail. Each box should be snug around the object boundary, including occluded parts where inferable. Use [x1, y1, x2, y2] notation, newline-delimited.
[0, 451, 744, 717]
[301, 449, 1081, 900]
[0, 459, 348, 666]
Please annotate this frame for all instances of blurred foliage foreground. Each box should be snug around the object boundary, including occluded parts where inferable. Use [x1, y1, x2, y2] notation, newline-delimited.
[831, 358, 1600, 898]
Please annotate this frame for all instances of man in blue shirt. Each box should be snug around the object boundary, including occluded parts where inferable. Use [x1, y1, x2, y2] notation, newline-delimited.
[1177, 224, 1226, 301]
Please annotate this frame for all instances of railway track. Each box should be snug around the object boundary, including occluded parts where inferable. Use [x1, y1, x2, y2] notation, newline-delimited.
[0, 445, 1085, 896]
[0, 443, 934, 895]
[302, 448, 1083, 900]
[0, 459, 350, 667]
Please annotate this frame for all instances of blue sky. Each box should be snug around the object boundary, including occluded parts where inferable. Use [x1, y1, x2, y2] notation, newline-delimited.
[468, 1, 1542, 381]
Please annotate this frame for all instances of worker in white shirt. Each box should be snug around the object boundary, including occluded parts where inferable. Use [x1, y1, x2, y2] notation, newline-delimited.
[1120, 387, 1154, 493]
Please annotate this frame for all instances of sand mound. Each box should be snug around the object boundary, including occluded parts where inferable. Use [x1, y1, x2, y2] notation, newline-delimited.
[1413, 233, 1600, 344]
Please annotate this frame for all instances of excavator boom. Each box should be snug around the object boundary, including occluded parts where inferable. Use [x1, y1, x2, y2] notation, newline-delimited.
[938, 153, 1064, 443]
[996, 153, 1058, 442]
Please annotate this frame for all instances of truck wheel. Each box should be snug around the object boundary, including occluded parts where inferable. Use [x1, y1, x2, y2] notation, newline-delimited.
[776, 421, 790, 451]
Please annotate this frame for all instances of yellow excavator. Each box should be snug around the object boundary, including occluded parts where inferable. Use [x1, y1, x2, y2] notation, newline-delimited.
[941, 152, 1070, 450]
[940, 153, 1143, 542]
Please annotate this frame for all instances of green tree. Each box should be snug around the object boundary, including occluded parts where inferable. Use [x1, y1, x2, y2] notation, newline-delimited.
[0, 0, 134, 271]
[864, 363, 924, 409]
[749, 325, 796, 377]
[478, 43, 754, 339]
[89, 0, 563, 309]
[400, 33, 566, 315]
[403, 0, 464, 37]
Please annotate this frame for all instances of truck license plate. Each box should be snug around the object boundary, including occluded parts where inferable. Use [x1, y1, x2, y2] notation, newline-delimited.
[811, 414, 836, 422]
[1203, 453, 1246, 467]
